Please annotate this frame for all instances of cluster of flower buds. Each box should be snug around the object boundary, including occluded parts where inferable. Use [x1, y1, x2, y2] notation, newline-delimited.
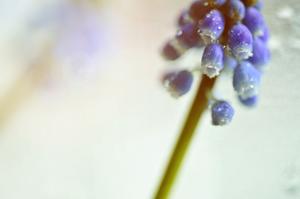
[161, 0, 270, 126]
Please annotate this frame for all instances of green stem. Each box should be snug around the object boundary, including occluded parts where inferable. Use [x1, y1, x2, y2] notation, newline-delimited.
[154, 75, 216, 199]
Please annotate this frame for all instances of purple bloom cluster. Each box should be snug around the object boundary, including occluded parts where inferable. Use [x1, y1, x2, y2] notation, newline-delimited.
[161, 0, 270, 126]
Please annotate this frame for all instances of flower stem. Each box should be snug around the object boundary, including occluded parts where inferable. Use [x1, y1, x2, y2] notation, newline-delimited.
[154, 75, 216, 199]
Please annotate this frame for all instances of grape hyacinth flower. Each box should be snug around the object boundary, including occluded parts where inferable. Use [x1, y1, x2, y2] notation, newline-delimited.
[233, 61, 261, 99]
[162, 70, 194, 98]
[228, 23, 253, 60]
[243, 7, 265, 36]
[160, 1, 271, 120]
[198, 9, 225, 43]
[211, 100, 235, 125]
[228, 0, 246, 21]
[176, 22, 203, 48]
[201, 43, 224, 78]
[248, 37, 270, 70]
[156, 1, 271, 198]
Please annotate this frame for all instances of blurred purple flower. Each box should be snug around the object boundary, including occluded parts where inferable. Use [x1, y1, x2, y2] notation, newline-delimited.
[29, 1, 115, 76]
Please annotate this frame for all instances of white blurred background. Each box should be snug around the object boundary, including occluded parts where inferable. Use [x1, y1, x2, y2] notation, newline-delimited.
[0, 0, 299, 198]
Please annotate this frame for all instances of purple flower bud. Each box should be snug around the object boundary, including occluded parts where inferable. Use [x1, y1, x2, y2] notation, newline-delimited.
[233, 61, 261, 99]
[238, 95, 258, 107]
[228, 23, 253, 60]
[177, 10, 193, 27]
[223, 52, 238, 71]
[228, 0, 246, 21]
[176, 23, 202, 48]
[162, 70, 194, 98]
[258, 24, 270, 43]
[198, 9, 225, 43]
[201, 43, 224, 78]
[189, 0, 212, 21]
[211, 100, 234, 126]
[248, 38, 270, 70]
[161, 40, 185, 61]
[243, 7, 265, 36]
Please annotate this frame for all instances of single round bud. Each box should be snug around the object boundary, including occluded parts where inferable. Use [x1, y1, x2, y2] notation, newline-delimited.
[228, 23, 253, 60]
[162, 70, 194, 98]
[198, 9, 225, 43]
[201, 43, 224, 78]
[211, 100, 234, 126]
[243, 7, 265, 37]
[233, 61, 261, 99]
[176, 22, 202, 48]
[228, 0, 246, 21]
[248, 38, 270, 70]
